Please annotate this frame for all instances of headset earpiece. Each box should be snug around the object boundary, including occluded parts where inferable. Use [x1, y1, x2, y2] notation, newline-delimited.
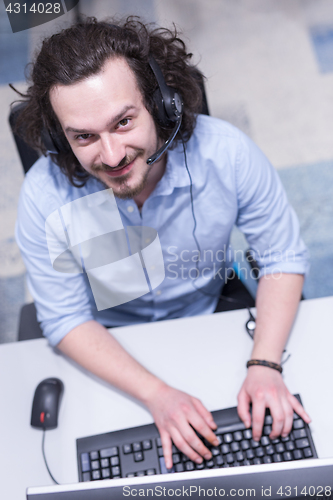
[148, 55, 183, 127]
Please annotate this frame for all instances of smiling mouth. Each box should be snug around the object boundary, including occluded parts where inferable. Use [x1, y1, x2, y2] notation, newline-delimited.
[102, 158, 136, 177]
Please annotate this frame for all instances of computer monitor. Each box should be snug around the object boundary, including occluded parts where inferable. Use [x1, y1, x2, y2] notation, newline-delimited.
[27, 458, 333, 500]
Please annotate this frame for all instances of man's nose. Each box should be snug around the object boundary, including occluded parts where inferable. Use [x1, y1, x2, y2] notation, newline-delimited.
[99, 135, 126, 167]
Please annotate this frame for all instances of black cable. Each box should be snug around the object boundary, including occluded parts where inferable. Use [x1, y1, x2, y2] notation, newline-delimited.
[179, 132, 290, 363]
[42, 429, 59, 485]
[179, 132, 255, 335]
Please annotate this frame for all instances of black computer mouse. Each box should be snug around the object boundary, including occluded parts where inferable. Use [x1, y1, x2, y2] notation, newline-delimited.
[31, 378, 64, 430]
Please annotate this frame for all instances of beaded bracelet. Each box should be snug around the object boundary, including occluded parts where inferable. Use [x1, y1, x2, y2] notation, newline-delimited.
[246, 359, 283, 373]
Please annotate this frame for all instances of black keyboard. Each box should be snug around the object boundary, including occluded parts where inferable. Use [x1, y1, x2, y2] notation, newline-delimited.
[76, 395, 317, 482]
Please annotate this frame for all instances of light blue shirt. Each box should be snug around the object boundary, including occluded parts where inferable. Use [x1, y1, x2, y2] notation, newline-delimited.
[16, 115, 309, 346]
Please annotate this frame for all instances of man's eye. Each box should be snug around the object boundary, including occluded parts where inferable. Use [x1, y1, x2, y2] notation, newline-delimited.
[75, 133, 92, 140]
[118, 118, 130, 127]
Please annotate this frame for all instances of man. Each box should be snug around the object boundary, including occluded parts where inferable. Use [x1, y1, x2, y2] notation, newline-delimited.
[15, 17, 310, 469]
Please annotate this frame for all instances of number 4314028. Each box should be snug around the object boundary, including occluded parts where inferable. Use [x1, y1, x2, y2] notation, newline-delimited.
[6, 3, 61, 14]
[277, 485, 332, 497]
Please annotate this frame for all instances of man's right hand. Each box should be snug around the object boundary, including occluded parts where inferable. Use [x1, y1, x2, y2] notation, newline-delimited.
[144, 383, 219, 469]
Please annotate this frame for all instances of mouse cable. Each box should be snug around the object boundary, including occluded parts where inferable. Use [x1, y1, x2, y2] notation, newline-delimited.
[179, 132, 291, 364]
[42, 429, 60, 485]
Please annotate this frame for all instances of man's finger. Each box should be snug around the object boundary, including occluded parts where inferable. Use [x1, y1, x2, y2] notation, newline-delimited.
[251, 397, 266, 441]
[237, 389, 252, 428]
[190, 401, 219, 447]
[192, 398, 217, 430]
[169, 426, 209, 464]
[160, 430, 173, 469]
[280, 399, 294, 438]
[289, 394, 311, 423]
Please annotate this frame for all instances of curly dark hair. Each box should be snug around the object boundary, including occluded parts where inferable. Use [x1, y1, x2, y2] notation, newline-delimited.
[13, 16, 206, 187]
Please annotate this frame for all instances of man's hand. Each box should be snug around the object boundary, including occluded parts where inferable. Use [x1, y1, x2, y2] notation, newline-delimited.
[237, 365, 311, 442]
[145, 383, 219, 469]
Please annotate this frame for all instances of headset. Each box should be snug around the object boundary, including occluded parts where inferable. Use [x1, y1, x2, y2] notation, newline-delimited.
[41, 51, 183, 166]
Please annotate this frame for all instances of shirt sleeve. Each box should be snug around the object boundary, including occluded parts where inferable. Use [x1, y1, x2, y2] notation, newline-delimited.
[15, 172, 95, 346]
[234, 130, 309, 277]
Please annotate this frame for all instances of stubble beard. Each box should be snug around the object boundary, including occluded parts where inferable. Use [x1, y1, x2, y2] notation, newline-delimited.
[90, 149, 153, 199]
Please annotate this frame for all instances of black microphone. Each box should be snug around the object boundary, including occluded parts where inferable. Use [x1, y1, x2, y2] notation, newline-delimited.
[146, 117, 182, 165]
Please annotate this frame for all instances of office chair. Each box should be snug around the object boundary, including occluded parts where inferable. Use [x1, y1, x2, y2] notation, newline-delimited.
[9, 76, 256, 341]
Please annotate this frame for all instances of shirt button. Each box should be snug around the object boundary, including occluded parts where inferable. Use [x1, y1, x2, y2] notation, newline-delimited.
[156, 290, 161, 296]
[127, 206, 134, 213]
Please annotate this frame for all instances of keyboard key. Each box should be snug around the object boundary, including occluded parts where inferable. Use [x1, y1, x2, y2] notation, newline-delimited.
[172, 453, 181, 464]
[83, 472, 91, 481]
[90, 451, 99, 460]
[127, 473, 136, 478]
[296, 438, 310, 449]
[102, 468, 111, 479]
[241, 440, 250, 450]
[134, 452, 144, 462]
[133, 442, 142, 452]
[81, 453, 91, 472]
[234, 431, 243, 441]
[303, 447, 313, 458]
[293, 419, 304, 430]
[231, 442, 240, 452]
[246, 449, 255, 460]
[281, 436, 291, 442]
[156, 437, 162, 447]
[113, 475, 121, 479]
[285, 441, 295, 451]
[293, 449, 303, 460]
[215, 455, 224, 466]
[100, 447, 118, 458]
[255, 447, 264, 458]
[264, 415, 273, 425]
[253, 458, 262, 465]
[159, 457, 174, 474]
[143, 440, 152, 450]
[206, 460, 214, 468]
[112, 466, 120, 476]
[283, 452, 293, 461]
[275, 443, 285, 453]
[243, 460, 252, 466]
[261, 436, 270, 446]
[236, 451, 244, 462]
[101, 458, 109, 468]
[271, 438, 280, 444]
[196, 462, 205, 470]
[157, 447, 164, 457]
[265, 445, 275, 455]
[263, 456, 272, 464]
[273, 454, 282, 463]
[175, 463, 184, 472]
[136, 471, 145, 477]
[91, 460, 100, 470]
[123, 444, 132, 454]
[211, 447, 220, 456]
[146, 469, 156, 475]
[293, 429, 307, 439]
[251, 439, 260, 448]
[226, 453, 234, 464]
[92, 470, 101, 480]
[243, 429, 252, 440]
[263, 425, 272, 435]
[223, 433, 233, 444]
[221, 444, 230, 454]
[185, 461, 195, 471]
[110, 456, 119, 466]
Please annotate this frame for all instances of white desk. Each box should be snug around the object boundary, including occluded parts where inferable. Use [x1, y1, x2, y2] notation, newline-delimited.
[1, 296, 333, 499]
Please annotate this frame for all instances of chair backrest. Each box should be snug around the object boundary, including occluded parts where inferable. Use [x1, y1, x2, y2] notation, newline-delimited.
[9, 102, 40, 175]
[8, 76, 210, 175]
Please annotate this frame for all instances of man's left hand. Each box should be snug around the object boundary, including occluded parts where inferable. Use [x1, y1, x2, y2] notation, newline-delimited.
[237, 365, 311, 442]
